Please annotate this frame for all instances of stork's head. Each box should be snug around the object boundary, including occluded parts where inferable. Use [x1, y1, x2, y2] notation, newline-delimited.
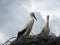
[47, 15, 49, 20]
[30, 12, 37, 20]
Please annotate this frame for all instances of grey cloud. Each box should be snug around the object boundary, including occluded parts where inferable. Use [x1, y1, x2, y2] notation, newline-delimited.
[45, 0, 60, 10]
[34, 0, 60, 10]
[0, 0, 29, 39]
[50, 17, 60, 36]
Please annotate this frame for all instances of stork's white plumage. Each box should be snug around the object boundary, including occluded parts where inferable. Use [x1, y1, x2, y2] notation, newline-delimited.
[17, 12, 37, 40]
[40, 15, 50, 37]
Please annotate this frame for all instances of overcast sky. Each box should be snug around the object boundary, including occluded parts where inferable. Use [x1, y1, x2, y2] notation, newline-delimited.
[0, 0, 60, 43]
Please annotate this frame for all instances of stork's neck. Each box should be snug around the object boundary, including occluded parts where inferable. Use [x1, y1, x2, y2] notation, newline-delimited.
[46, 18, 49, 27]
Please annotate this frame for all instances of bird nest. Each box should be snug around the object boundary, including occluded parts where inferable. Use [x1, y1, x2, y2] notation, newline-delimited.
[2, 34, 60, 45]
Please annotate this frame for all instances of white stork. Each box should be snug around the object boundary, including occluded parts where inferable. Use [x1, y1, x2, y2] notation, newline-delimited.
[17, 12, 37, 40]
[40, 15, 50, 37]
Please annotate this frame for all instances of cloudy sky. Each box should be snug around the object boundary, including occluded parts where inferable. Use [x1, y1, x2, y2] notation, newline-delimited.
[0, 0, 60, 44]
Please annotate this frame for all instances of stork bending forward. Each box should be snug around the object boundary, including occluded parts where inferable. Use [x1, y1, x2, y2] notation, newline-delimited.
[17, 12, 37, 40]
[40, 15, 50, 37]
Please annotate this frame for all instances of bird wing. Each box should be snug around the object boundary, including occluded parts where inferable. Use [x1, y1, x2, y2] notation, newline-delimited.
[17, 23, 28, 40]
[19, 23, 28, 32]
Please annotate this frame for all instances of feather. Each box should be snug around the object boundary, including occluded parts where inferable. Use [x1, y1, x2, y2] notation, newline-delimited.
[17, 28, 26, 40]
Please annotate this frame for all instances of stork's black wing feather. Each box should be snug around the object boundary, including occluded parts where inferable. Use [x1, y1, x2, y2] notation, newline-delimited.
[17, 28, 26, 40]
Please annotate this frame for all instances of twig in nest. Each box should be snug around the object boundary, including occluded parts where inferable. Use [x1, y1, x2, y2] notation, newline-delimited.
[2, 36, 16, 45]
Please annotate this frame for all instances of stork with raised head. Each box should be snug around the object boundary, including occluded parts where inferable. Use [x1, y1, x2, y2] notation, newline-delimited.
[40, 15, 50, 37]
[16, 12, 37, 40]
